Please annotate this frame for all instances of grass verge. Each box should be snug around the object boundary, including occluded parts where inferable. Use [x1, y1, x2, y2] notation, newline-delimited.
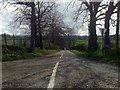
[2, 45, 60, 61]
[71, 49, 120, 66]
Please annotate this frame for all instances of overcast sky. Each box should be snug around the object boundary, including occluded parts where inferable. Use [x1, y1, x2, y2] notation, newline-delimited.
[0, 0, 118, 36]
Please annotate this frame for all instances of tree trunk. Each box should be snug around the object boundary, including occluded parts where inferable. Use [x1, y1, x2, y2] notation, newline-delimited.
[13, 34, 15, 46]
[29, 3, 37, 52]
[51, 28, 54, 44]
[88, 13, 98, 50]
[116, 4, 120, 49]
[20, 38, 22, 46]
[104, 1, 115, 49]
[38, 29, 43, 49]
[51, 24, 55, 44]
[4, 33, 7, 47]
[104, 13, 110, 49]
[36, 2, 43, 49]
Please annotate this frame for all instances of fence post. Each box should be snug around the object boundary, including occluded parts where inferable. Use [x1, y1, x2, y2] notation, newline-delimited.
[20, 38, 22, 47]
[23, 36, 26, 47]
[4, 33, 7, 47]
[13, 34, 15, 46]
[2, 34, 3, 45]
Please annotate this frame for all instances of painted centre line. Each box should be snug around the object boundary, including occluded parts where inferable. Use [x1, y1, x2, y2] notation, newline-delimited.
[60, 53, 63, 58]
[47, 62, 59, 89]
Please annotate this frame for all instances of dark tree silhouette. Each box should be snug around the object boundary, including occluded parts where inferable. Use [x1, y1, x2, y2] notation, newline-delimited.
[77, 0, 103, 50]
[116, 1, 120, 49]
[103, 0, 120, 49]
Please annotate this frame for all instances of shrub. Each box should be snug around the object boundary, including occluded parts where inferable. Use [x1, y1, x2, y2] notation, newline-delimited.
[44, 43, 60, 50]
[71, 49, 120, 65]
[71, 43, 87, 52]
[2, 45, 59, 61]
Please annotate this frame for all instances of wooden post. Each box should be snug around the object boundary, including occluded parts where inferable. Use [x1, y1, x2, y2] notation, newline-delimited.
[23, 36, 26, 47]
[20, 38, 22, 47]
[13, 34, 15, 46]
[4, 33, 7, 47]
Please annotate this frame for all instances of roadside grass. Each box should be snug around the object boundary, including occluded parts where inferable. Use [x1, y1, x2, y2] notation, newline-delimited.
[70, 39, 120, 66]
[2, 45, 59, 61]
[71, 49, 120, 66]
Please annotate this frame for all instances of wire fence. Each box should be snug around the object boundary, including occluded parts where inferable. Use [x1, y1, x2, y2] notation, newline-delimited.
[1, 33, 119, 49]
[2, 33, 30, 48]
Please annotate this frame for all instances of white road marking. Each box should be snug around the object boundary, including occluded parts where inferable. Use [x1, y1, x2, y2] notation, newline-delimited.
[47, 62, 59, 89]
[60, 53, 63, 58]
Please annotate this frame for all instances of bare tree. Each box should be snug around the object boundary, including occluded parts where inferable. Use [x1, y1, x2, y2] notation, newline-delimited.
[103, 0, 118, 49]
[36, 1, 56, 49]
[75, 0, 103, 50]
[75, 0, 120, 50]
[116, 1, 120, 49]
[4, 1, 38, 52]
[2, 1, 57, 51]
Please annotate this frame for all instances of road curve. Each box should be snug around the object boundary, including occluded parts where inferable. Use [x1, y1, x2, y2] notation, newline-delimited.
[2, 50, 119, 89]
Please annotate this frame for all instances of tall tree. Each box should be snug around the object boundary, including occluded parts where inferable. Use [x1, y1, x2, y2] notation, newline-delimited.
[104, 0, 119, 49]
[11, 1, 37, 52]
[30, 2, 37, 52]
[8, 1, 56, 51]
[36, 1, 55, 49]
[78, 0, 103, 50]
[104, 0, 115, 49]
[36, 2, 43, 49]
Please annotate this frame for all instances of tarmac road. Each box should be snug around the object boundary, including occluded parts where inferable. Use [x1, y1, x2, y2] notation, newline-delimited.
[2, 50, 119, 89]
